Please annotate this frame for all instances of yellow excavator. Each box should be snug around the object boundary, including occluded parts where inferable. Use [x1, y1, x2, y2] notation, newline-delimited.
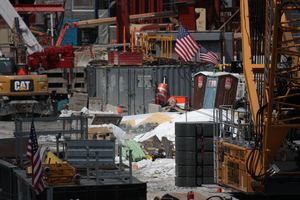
[0, 0, 74, 118]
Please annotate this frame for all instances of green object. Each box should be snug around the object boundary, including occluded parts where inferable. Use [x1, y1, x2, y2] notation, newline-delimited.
[212, 68, 219, 72]
[57, 100, 68, 111]
[122, 140, 146, 162]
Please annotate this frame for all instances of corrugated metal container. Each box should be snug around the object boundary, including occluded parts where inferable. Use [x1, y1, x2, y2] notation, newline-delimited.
[108, 52, 143, 66]
[87, 64, 211, 115]
[193, 72, 239, 109]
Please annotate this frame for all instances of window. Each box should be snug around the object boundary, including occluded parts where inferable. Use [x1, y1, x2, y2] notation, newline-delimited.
[73, 0, 94, 9]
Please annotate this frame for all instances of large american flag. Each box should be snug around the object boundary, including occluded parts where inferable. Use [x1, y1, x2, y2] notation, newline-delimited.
[174, 23, 200, 62]
[27, 120, 45, 196]
[199, 45, 221, 64]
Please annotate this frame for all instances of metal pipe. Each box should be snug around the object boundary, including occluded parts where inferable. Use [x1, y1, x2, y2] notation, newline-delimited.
[123, 26, 126, 52]
[129, 149, 133, 184]
[50, 13, 54, 46]
[86, 146, 90, 180]
[56, 133, 61, 157]
[96, 151, 99, 184]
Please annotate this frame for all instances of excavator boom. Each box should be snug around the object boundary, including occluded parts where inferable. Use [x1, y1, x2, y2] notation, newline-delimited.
[0, 0, 43, 54]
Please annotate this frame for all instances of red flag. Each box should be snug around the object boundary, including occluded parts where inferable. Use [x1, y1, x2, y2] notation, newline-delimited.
[199, 45, 221, 64]
[174, 23, 200, 62]
[27, 120, 45, 196]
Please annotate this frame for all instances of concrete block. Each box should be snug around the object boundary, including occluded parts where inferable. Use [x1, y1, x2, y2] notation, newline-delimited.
[148, 103, 162, 113]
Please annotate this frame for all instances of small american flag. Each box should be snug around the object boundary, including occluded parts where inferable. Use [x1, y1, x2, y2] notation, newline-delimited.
[27, 120, 45, 196]
[199, 45, 221, 64]
[174, 23, 200, 62]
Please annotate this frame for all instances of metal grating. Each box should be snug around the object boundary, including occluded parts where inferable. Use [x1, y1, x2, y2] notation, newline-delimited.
[64, 138, 116, 167]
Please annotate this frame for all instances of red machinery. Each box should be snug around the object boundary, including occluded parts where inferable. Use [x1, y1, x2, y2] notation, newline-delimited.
[27, 45, 74, 73]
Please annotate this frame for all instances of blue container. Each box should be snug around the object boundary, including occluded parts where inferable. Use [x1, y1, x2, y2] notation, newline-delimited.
[60, 19, 82, 46]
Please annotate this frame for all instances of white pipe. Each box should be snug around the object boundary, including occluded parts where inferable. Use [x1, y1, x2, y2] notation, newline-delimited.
[50, 13, 54, 46]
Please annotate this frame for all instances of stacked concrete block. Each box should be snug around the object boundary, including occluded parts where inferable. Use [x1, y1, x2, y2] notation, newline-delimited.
[175, 122, 215, 187]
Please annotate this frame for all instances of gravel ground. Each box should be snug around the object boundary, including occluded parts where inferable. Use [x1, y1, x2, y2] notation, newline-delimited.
[130, 159, 230, 200]
[133, 171, 224, 200]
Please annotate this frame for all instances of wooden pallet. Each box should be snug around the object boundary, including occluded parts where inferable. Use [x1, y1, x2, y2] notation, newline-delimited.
[41, 67, 87, 94]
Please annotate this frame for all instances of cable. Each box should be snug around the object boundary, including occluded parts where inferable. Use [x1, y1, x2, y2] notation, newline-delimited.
[245, 103, 279, 182]
[206, 196, 226, 200]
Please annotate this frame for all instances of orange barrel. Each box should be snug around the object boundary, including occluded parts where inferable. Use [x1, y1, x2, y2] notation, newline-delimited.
[156, 83, 168, 105]
[117, 107, 123, 114]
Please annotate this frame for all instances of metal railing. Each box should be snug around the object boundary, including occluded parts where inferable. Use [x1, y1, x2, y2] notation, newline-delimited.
[214, 105, 254, 148]
[14, 115, 88, 163]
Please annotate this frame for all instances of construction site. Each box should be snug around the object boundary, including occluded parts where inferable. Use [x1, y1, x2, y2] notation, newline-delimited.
[1, 0, 300, 199]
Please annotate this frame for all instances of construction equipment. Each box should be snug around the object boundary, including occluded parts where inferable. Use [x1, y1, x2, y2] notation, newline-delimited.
[215, 0, 300, 195]
[30, 29, 51, 46]
[42, 152, 81, 185]
[55, 11, 177, 46]
[0, 0, 74, 118]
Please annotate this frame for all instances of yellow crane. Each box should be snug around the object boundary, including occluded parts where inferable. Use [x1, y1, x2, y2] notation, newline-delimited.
[216, 0, 300, 195]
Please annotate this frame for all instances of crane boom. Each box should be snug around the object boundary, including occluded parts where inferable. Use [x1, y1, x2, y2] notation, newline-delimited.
[216, 0, 300, 195]
[0, 0, 43, 54]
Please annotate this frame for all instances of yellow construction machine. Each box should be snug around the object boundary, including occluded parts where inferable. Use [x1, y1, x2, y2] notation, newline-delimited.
[215, 0, 300, 196]
[0, 0, 74, 118]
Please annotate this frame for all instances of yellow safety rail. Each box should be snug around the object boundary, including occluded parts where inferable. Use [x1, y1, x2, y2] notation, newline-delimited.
[135, 35, 173, 61]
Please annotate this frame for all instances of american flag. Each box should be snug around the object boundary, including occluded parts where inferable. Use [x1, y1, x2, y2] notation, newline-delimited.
[174, 23, 200, 62]
[199, 45, 221, 64]
[27, 120, 45, 196]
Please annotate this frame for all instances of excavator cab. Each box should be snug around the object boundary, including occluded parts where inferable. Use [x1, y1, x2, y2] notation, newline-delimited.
[0, 57, 15, 75]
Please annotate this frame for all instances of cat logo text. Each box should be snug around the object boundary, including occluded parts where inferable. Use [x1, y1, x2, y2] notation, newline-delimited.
[12, 80, 33, 92]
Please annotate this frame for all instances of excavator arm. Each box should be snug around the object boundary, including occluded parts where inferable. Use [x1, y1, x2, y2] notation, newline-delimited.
[0, 0, 43, 54]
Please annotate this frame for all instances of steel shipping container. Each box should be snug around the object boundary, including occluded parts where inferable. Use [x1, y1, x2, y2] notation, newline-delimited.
[193, 72, 239, 109]
[87, 64, 213, 115]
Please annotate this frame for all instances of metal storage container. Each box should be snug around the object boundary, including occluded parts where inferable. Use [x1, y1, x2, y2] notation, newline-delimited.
[193, 72, 239, 109]
[87, 64, 211, 115]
